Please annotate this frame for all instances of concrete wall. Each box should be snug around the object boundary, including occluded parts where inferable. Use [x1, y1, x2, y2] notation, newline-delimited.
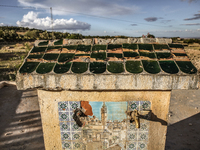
[37, 90, 171, 150]
[16, 73, 199, 91]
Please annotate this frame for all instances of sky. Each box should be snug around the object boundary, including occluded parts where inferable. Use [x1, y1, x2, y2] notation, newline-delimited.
[89, 102, 127, 121]
[0, 0, 200, 37]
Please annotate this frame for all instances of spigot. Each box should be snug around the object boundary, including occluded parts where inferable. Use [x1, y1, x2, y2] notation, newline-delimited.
[126, 109, 140, 128]
[132, 109, 140, 128]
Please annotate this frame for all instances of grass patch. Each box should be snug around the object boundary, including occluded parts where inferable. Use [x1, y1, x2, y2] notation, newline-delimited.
[58, 53, 75, 62]
[138, 44, 153, 51]
[90, 62, 106, 74]
[107, 53, 123, 58]
[54, 62, 72, 73]
[123, 43, 138, 50]
[107, 61, 124, 73]
[71, 62, 88, 74]
[176, 61, 197, 74]
[54, 39, 63, 45]
[159, 61, 179, 74]
[77, 45, 91, 52]
[19, 62, 39, 73]
[36, 63, 55, 74]
[123, 52, 139, 57]
[43, 53, 59, 60]
[91, 52, 106, 60]
[142, 60, 161, 74]
[156, 52, 171, 59]
[107, 44, 122, 49]
[38, 41, 49, 46]
[30, 46, 47, 53]
[154, 44, 169, 50]
[92, 45, 107, 51]
[126, 61, 143, 74]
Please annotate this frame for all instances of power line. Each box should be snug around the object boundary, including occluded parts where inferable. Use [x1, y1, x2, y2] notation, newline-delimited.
[0, 4, 170, 28]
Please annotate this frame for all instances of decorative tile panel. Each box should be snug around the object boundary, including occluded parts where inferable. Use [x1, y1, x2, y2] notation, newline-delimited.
[58, 101, 151, 150]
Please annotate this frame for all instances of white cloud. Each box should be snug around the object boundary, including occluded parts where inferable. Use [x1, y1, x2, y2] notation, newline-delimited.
[104, 31, 107, 33]
[16, 11, 91, 31]
[18, 0, 139, 16]
[0, 23, 4, 26]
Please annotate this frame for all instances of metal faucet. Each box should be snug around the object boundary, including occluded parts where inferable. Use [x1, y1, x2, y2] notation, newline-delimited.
[131, 109, 140, 128]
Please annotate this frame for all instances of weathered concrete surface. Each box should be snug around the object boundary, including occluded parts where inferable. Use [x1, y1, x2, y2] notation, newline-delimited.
[141, 38, 156, 44]
[165, 89, 200, 150]
[0, 84, 44, 150]
[16, 73, 199, 91]
[37, 90, 170, 150]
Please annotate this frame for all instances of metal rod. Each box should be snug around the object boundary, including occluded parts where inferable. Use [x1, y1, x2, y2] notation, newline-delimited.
[50, 7, 54, 40]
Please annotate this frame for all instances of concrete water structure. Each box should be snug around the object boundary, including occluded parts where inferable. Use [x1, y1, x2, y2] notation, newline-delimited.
[16, 38, 199, 150]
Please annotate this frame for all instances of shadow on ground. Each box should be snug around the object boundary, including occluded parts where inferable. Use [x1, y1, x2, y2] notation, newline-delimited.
[166, 113, 200, 150]
[0, 84, 45, 150]
[165, 89, 200, 150]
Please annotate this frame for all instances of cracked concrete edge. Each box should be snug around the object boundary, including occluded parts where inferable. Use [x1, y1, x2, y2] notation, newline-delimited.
[0, 81, 16, 89]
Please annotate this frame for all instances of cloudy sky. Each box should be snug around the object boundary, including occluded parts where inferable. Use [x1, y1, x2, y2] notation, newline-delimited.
[0, 0, 200, 37]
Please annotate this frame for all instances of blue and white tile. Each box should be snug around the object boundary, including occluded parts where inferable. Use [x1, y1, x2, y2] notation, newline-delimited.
[69, 101, 80, 111]
[60, 122, 70, 132]
[62, 141, 72, 150]
[126, 141, 137, 150]
[128, 101, 139, 111]
[127, 123, 138, 131]
[59, 112, 70, 121]
[72, 141, 82, 150]
[61, 132, 71, 140]
[137, 142, 147, 150]
[139, 123, 149, 131]
[58, 101, 69, 112]
[140, 101, 151, 111]
[71, 122, 82, 132]
[138, 132, 148, 141]
[72, 132, 82, 140]
[127, 132, 137, 141]
[69, 112, 75, 121]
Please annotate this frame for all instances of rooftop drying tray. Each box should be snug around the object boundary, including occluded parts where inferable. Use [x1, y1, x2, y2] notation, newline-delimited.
[16, 38, 199, 90]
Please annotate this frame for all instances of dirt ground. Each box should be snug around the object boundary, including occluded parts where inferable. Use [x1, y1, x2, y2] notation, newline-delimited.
[0, 83, 200, 150]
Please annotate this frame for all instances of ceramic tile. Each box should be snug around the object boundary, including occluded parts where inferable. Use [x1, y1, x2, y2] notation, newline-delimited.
[137, 142, 147, 150]
[72, 141, 82, 150]
[59, 112, 70, 121]
[127, 132, 137, 141]
[140, 101, 151, 111]
[71, 122, 82, 131]
[69, 112, 75, 121]
[69, 101, 80, 111]
[139, 123, 149, 131]
[138, 132, 148, 141]
[62, 141, 72, 150]
[128, 101, 139, 111]
[127, 123, 138, 131]
[61, 132, 71, 140]
[60, 122, 70, 132]
[126, 141, 137, 150]
[72, 132, 82, 140]
[58, 101, 69, 112]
